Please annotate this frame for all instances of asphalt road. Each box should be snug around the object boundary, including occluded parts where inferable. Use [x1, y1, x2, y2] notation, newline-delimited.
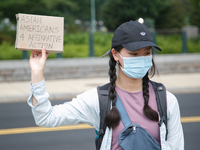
[0, 93, 200, 150]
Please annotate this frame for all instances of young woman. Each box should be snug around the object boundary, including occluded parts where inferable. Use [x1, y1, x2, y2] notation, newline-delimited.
[28, 21, 184, 150]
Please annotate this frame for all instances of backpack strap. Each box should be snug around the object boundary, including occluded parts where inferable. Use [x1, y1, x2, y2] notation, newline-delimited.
[95, 83, 111, 150]
[116, 94, 132, 127]
[150, 80, 168, 140]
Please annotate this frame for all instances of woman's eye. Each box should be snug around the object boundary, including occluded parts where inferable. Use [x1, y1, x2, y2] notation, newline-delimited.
[130, 53, 137, 56]
[145, 52, 151, 55]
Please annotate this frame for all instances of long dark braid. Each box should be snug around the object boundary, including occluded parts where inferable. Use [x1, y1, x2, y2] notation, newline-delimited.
[104, 46, 122, 129]
[142, 72, 159, 121]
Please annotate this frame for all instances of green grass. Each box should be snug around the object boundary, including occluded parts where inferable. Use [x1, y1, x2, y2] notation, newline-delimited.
[0, 32, 199, 60]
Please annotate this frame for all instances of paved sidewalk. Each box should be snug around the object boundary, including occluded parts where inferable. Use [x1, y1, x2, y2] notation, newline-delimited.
[0, 73, 200, 103]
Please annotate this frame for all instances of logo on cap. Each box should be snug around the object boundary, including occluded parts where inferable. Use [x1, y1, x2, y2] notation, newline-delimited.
[140, 32, 146, 36]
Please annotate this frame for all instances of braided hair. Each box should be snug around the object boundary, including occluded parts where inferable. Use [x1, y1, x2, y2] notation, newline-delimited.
[104, 45, 159, 129]
[104, 46, 122, 129]
[143, 72, 159, 121]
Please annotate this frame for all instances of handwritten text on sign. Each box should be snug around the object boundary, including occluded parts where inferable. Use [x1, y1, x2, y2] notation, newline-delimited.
[19, 15, 63, 50]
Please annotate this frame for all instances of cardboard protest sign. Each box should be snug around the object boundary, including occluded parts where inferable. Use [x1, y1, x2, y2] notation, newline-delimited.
[15, 13, 64, 53]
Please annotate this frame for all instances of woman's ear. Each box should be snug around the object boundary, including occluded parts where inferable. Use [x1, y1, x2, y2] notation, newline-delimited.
[111, 48, 119, 62]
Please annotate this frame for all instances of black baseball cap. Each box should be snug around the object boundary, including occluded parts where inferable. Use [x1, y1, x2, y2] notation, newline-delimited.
[102, 20, 161, 57]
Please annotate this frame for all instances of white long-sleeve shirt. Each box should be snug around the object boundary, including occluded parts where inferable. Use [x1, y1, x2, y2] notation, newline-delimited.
[27, 79, 184, 150]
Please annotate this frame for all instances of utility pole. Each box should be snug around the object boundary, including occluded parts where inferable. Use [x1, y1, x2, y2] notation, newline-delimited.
[89, 0, 96, 57]
[91, 0, 96, 33]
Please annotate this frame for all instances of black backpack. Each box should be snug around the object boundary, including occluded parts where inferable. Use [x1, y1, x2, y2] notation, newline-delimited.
[95, 80, 168, 150]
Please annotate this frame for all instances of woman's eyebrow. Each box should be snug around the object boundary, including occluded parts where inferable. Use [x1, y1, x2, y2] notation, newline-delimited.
[129, 51, 138, 54]
[144, 47, 152, 50]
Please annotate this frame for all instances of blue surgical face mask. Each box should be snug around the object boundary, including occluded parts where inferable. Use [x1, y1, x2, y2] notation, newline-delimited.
[118, 53, 153, 79]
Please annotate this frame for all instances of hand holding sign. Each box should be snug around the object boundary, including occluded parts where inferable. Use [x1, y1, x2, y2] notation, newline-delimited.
[30, 47, 49, 84]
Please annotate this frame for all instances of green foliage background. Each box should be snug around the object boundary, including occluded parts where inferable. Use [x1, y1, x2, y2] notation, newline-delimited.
[190, 0, 200, 28]
[0, 0, 199, 60]
[0, 32, 199, 60]
[0, 0, 199, 30]
[102, 0, 170, 30]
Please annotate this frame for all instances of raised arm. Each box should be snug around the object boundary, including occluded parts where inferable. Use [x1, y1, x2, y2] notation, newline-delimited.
[28, 48, 100, 129]
[29, 47, 49, 106]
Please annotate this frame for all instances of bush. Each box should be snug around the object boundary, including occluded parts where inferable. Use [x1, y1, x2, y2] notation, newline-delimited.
[63, 44, 89, 57]
[187, 37, 200, 53]
[63, 32, 113, 57]
[0, 42, 22, 60]
[64, 33, 88, 45]
[157, 34, 182, 54]
[0, 34, 15, 45]
[156, 34, 200, 54]
[0, 28, 16, 44]
[0, 32, 199, 60]
[94, 32, 113, 57]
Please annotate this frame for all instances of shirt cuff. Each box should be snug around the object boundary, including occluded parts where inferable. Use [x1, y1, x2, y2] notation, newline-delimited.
[27, 79, 49, 107]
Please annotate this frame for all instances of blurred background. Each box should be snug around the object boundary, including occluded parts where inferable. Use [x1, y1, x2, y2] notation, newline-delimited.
[0, 0, 200, 59]
[0, 1, 200, 150]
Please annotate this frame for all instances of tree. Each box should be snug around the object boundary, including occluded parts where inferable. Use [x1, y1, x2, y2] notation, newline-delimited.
[190, 0, 200, 28]
[155, 0, 190, 29]
[0, 0, 108, 32]
[0, 0, 77, 24]
[101, 0, 169, 30]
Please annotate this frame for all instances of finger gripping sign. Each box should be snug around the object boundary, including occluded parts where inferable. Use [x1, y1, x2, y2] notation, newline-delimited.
[15, 13, 64, 53]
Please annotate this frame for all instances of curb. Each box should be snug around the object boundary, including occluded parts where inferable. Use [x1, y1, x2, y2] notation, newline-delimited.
[1, 53, 200, 82]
